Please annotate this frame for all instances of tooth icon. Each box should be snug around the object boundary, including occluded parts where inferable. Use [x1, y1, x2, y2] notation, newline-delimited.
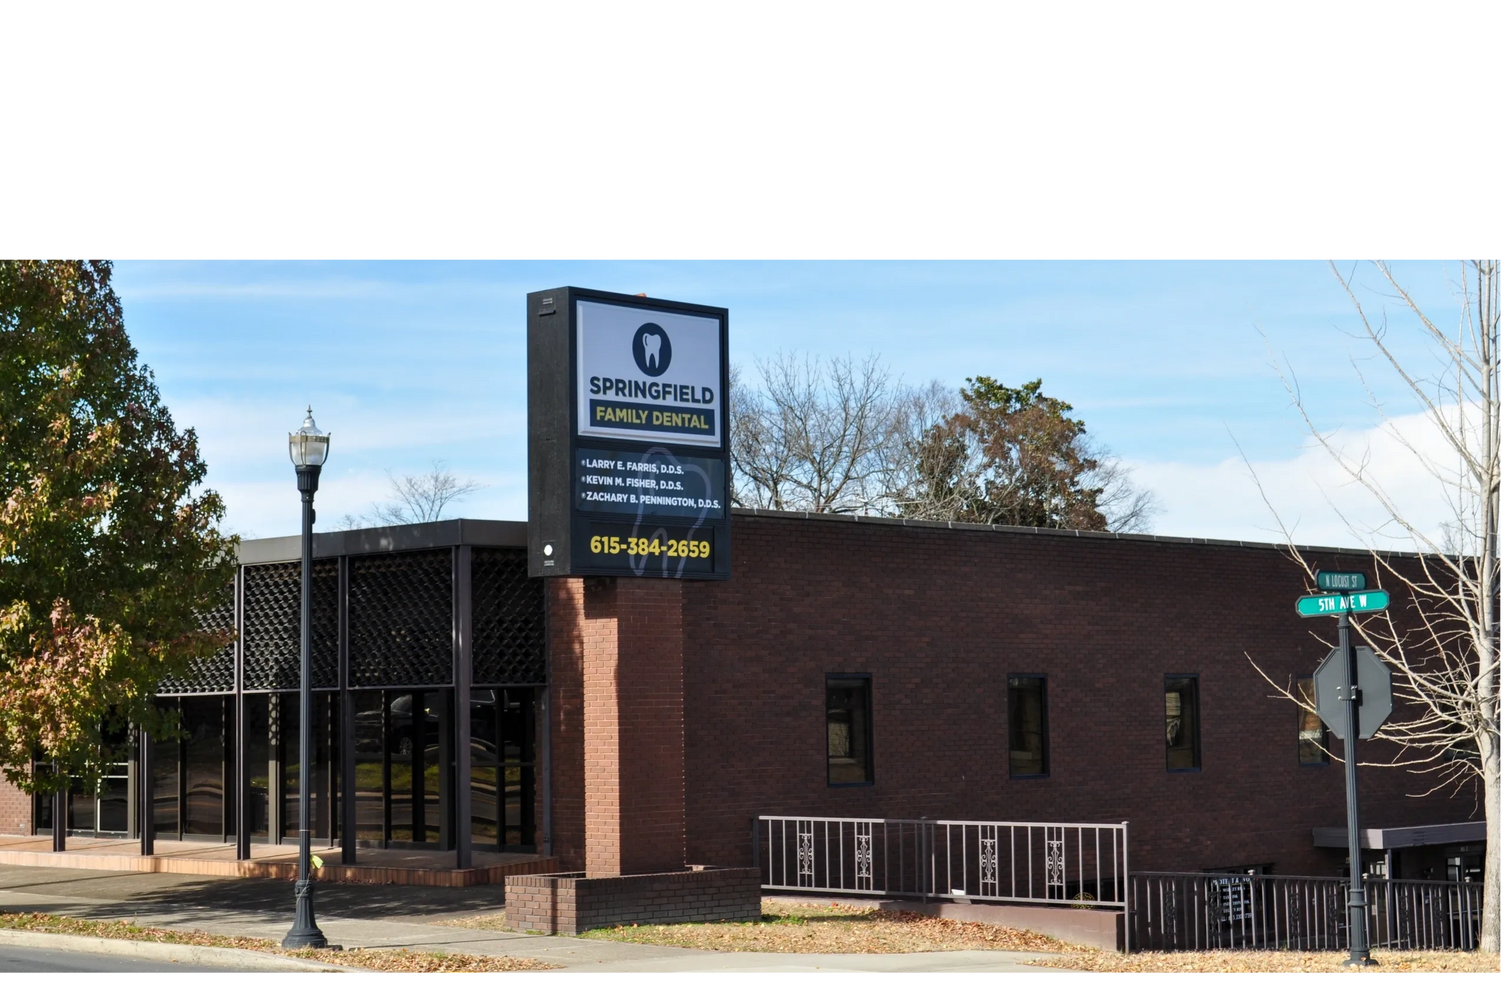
[641, 328, 663, 372]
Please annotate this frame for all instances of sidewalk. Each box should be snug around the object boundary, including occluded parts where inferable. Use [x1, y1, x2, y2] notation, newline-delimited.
[0, 863, 1071, 972]
[0, 834, 555, 887]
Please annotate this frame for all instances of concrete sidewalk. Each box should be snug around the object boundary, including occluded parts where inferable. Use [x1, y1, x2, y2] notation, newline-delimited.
[0, 864, 1072, 972]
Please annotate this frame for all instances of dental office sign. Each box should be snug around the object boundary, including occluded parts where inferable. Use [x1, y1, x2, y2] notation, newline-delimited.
[527, 287, 731, 581]
[577, 299, 724, 447]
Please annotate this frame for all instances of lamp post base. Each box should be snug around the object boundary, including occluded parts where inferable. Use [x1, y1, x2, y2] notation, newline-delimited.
[282, 879, 328, 949]
[1343, 956, 1378, 967]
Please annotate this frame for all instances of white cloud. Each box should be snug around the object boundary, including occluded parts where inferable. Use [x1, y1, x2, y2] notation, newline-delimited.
[1133, 406, 1474, 551]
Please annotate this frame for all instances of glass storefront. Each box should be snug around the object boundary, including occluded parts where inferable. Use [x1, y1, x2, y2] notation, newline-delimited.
[38, 688, 540, 853]
[34, 724, 136, 838]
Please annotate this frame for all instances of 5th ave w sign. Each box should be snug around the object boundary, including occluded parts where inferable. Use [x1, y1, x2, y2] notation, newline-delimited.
[1295, 589, 1390, 617]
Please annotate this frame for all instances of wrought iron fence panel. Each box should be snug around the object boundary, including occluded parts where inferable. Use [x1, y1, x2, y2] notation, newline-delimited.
[1129, 872, 1482, 952]
[757, 815, 1128, 912]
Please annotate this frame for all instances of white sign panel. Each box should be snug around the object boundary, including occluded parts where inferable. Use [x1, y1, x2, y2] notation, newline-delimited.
[576, 300, 723, 447]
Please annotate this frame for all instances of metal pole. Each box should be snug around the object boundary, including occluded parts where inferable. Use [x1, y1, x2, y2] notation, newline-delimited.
[283, 466, 327, 949]
[1338, 609, 1374, 966]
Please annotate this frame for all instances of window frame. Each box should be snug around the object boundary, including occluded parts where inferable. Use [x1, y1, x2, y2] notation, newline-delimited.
[1164, 674, 1202, 773]
[825, 673, 874, 788]
[1007, 673, 1050, 779]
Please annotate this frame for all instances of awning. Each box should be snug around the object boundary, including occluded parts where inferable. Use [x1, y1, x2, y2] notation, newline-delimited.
[1312, 821, 1487, 850]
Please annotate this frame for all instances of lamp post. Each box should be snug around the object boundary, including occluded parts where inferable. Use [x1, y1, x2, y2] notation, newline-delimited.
[284, 407, 329, 950]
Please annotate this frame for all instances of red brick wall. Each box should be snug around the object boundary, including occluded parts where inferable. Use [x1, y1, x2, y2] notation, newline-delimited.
[0, 766, 32, 836]
[553, 576, 686, 877]
[505, 868, 761, 934]
[671, 513, 1478, 877]
[548, 578, 586, 869]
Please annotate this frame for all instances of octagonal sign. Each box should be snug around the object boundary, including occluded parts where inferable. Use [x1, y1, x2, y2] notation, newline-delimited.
[1313, 646, 1393, 741]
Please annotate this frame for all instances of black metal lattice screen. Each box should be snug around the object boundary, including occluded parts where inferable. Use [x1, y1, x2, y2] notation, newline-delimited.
[161, 584, 236, 694]
[348, 549, 452, 688]
[472, 547, 546, 685]
[242, 559, 339, 691]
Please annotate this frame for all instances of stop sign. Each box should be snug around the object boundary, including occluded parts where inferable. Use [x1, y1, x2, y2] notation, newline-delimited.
[1314, 646, 1393, 741]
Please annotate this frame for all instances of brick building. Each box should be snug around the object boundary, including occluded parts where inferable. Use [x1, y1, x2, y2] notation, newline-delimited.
[0, 511, 1485, 886]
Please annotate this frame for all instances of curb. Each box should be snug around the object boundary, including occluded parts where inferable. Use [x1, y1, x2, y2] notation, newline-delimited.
[0, 928, 362, 972]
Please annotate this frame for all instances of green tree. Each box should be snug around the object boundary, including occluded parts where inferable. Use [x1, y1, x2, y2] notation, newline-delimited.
[901, 376, 1152, 530]
[0, 260, 236, 794]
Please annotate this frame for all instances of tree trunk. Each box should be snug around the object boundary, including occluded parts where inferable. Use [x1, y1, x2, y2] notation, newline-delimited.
[1481, 727, 1500, 953]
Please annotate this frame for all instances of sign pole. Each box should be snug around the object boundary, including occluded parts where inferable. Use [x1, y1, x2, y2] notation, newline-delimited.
[1337, 607, 1375, 966]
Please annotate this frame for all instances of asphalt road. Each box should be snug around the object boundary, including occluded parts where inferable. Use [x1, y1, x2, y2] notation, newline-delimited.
[0, 942, 243, 972]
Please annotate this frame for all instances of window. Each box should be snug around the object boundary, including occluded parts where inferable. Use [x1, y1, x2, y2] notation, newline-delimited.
[1164, 675, 1201, 771]
[826, 675, 872, 785]
[1297, 677, 1329, 765]
[1008, 675, 1048, 777]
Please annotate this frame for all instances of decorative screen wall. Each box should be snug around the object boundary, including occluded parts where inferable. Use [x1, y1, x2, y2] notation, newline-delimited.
[348, 549, 453, 688]
[174, 545, 543, 695]
[159, 584, 237, 694]
[243, 559, 339, 691]
[472, 547, 546, 685]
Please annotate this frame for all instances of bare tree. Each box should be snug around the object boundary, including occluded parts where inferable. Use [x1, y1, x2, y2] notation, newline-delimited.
[1084, 444, 1161, 534]
[732, 356, 1159, 533]
[730, 352, 904, 514]
[1248, 260, 1499, 953]
[339, 460, 484, 528]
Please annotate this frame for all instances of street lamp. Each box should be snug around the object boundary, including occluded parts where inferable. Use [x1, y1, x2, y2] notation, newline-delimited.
[284, 407, 330, 950]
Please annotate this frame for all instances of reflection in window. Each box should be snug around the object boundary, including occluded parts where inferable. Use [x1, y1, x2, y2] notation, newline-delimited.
[826, 676, 872, 785]
[1297, 677, 1328, 765]
[1165, 676, 1201, 771]
[1008, 676, 1048, 777]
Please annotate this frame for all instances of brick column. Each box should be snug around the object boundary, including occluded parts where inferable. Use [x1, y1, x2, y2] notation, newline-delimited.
[581, 576, 685, 877]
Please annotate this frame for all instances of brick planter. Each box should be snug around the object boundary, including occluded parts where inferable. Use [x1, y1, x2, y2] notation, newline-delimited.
[505, 866, 762, 934]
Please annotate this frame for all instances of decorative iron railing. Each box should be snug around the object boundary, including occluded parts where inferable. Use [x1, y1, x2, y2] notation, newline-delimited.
[756, 815, 1129, 912]
[1130, 871, 1483, 952]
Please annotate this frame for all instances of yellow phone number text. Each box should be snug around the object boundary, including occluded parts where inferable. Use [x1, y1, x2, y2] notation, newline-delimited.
[589, 535, 709, 559]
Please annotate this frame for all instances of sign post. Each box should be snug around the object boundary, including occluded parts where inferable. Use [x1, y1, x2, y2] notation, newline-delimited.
[1299, 571, 1392, 968]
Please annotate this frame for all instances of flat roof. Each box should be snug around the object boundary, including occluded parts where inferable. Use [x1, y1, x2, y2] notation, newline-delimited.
[236, 509, 1412, 564]
[1312, 821, 1487, 850]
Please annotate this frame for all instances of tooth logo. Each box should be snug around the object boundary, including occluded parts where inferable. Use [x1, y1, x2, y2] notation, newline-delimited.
[631, 322, 672, 377]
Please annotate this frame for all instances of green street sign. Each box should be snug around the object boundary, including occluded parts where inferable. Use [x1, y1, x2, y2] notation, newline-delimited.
[1295, 590, 1390, 617]
[1316, 570, 1366, 591]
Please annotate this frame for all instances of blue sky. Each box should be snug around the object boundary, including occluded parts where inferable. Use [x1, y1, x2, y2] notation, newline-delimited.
[113, 260, 1467, 548]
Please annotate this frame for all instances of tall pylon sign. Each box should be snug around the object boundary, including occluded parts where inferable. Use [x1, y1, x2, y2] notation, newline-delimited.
[527, 287, 731, 581]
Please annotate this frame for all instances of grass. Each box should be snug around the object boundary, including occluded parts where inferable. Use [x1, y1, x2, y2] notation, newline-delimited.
[1026, 948, 1500, 973]
[569, 899, 1498, 972]
[577, 898, 1082, 954]
[0, 911, 554, 972]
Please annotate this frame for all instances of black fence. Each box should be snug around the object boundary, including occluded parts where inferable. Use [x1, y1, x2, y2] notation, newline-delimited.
[1130, 871, 1483, 952]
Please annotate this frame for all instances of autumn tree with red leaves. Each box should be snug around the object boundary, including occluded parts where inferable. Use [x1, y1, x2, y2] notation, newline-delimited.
[0, 261, 236, 794]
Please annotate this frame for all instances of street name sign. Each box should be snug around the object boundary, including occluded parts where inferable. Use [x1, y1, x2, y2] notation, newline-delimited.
[1295, 590, 1390, 617]
[1313, 646, 1393, 741]
[1316, 570, 1367, 591]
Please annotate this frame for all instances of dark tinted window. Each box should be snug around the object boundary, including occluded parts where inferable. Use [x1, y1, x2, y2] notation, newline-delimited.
[1297, 677, 1328, 765]
[1008, 676, 1048, 777]
[1165, 676, 1201, 771]
[826, 676, 872, 785]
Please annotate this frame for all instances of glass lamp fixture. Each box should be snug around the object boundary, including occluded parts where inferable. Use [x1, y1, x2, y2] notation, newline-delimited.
[288, 407, 330, 468]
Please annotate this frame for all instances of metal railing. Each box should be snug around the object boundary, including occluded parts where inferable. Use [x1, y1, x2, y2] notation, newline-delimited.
[757, 815, 1129, 912]
[1130, 871, 1483, 952]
